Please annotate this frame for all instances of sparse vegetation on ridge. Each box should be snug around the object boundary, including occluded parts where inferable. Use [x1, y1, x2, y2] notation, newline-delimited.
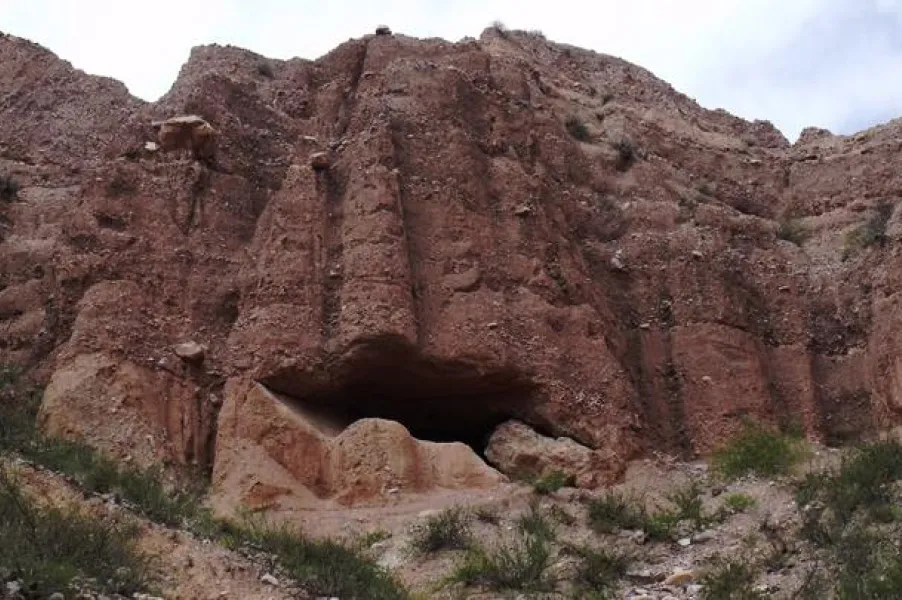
[793, 438, 902, 598]
[448, 528, 553, 593]
[0, 463, 156, 598]
[0, 364, 411, 600]
[587, 479, 719, 542]
[565, 542, 631, 597]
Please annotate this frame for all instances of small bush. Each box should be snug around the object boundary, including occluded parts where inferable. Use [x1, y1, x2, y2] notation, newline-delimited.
[834, 525, 902, 600]
[256, 61, 275, 78]
[533, 470, 575, 495]
[587, 491, 647, 534]
[359, 529, 391, 548]
[793, 440, 902, 598]
[587, 490, 677, 540]
[0, 175, 19, 201]
[565, 116, 591, 142]
[797, 438, 902, 531]
[0, 465, 154, 597]
[696, 181, 716, 197]
[666, 480, 709, 530]
[450, 532, 552, 592]
[587, 484, 713, 542]
[612, 136, 636, 170]
[410, 506, 472, 554]
[777, 218, 810, 245]
[723, 493, 757, 514]
[490, 20, 508, 36]
[517, 502, 556, 541]
[699, 558, 764, 600]
[842, 202, 893, 259]
[711, 421, 807, 480]
[568, 543, 630, 596]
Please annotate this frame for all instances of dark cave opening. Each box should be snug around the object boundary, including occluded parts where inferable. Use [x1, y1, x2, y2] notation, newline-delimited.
[259, 338, 541, 457]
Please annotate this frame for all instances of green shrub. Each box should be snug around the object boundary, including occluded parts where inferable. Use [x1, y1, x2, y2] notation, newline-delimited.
[711, 421, 807, 480]
[516, 502, 556, 541]
[777, 219, 810, 245]
[842, 202, 893, 259]
[256, 61, 275, 78]
[833, 525, 902, 600]
[0, 465, 154, 597]
[699, 558, 764, 600]
[587, 484, 713, 541]
[797, 439, 902, 535]
[587, 491, 647, 534]
[532, 470, 575, 495]
[612, 137, 636, 170]
[359, 529, 391, 548]
[793, 440, 902, 598]
[449, 532, 552, 592]
[723, 493, 757, 514]
[587, 490, 676, 540]
[409, 506, 472, 554]
[666, 480, 709, 529]
[567, 543, 630, 596]
[565, 116, 591, 142]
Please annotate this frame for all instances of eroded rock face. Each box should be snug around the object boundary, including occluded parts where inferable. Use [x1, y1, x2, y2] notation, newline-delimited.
[3, 27, 902, 513]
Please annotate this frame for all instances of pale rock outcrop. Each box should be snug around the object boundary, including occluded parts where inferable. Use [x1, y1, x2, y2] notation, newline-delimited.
[485, 420, 619, 487]
[211, 380, 505, 514]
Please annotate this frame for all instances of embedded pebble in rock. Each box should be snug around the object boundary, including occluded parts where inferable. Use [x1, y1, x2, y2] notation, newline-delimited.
[664, 568, 696, 586]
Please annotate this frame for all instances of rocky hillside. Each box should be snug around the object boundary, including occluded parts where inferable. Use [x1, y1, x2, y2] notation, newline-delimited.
[2, 23, 902, 525]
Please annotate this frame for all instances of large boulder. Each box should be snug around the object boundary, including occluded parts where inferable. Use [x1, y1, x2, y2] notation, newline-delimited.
[485, 420, 622, 487]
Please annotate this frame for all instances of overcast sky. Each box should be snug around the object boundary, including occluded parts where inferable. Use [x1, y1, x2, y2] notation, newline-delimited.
[2, 0, 901, 142]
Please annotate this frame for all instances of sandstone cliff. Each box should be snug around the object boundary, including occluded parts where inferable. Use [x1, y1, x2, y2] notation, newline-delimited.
[2, 25, 901, 514]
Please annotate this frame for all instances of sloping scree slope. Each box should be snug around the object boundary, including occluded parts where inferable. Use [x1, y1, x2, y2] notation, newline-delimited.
[2, 26, 902, 515]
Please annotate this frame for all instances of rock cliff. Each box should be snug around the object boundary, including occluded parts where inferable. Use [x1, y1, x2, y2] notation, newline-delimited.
[2, 25, 901, 514]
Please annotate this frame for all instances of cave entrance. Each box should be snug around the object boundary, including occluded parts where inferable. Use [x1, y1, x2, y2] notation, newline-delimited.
[259, 338, 539, 457]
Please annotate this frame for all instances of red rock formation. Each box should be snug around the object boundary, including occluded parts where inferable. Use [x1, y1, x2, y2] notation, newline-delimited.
[3, 26, 902, 511]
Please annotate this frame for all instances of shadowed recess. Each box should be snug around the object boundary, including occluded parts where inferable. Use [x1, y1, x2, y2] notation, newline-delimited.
[258, 336, 541, 455]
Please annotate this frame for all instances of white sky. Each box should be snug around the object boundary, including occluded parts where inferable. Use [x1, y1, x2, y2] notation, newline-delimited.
[2, 0, 902, 142]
